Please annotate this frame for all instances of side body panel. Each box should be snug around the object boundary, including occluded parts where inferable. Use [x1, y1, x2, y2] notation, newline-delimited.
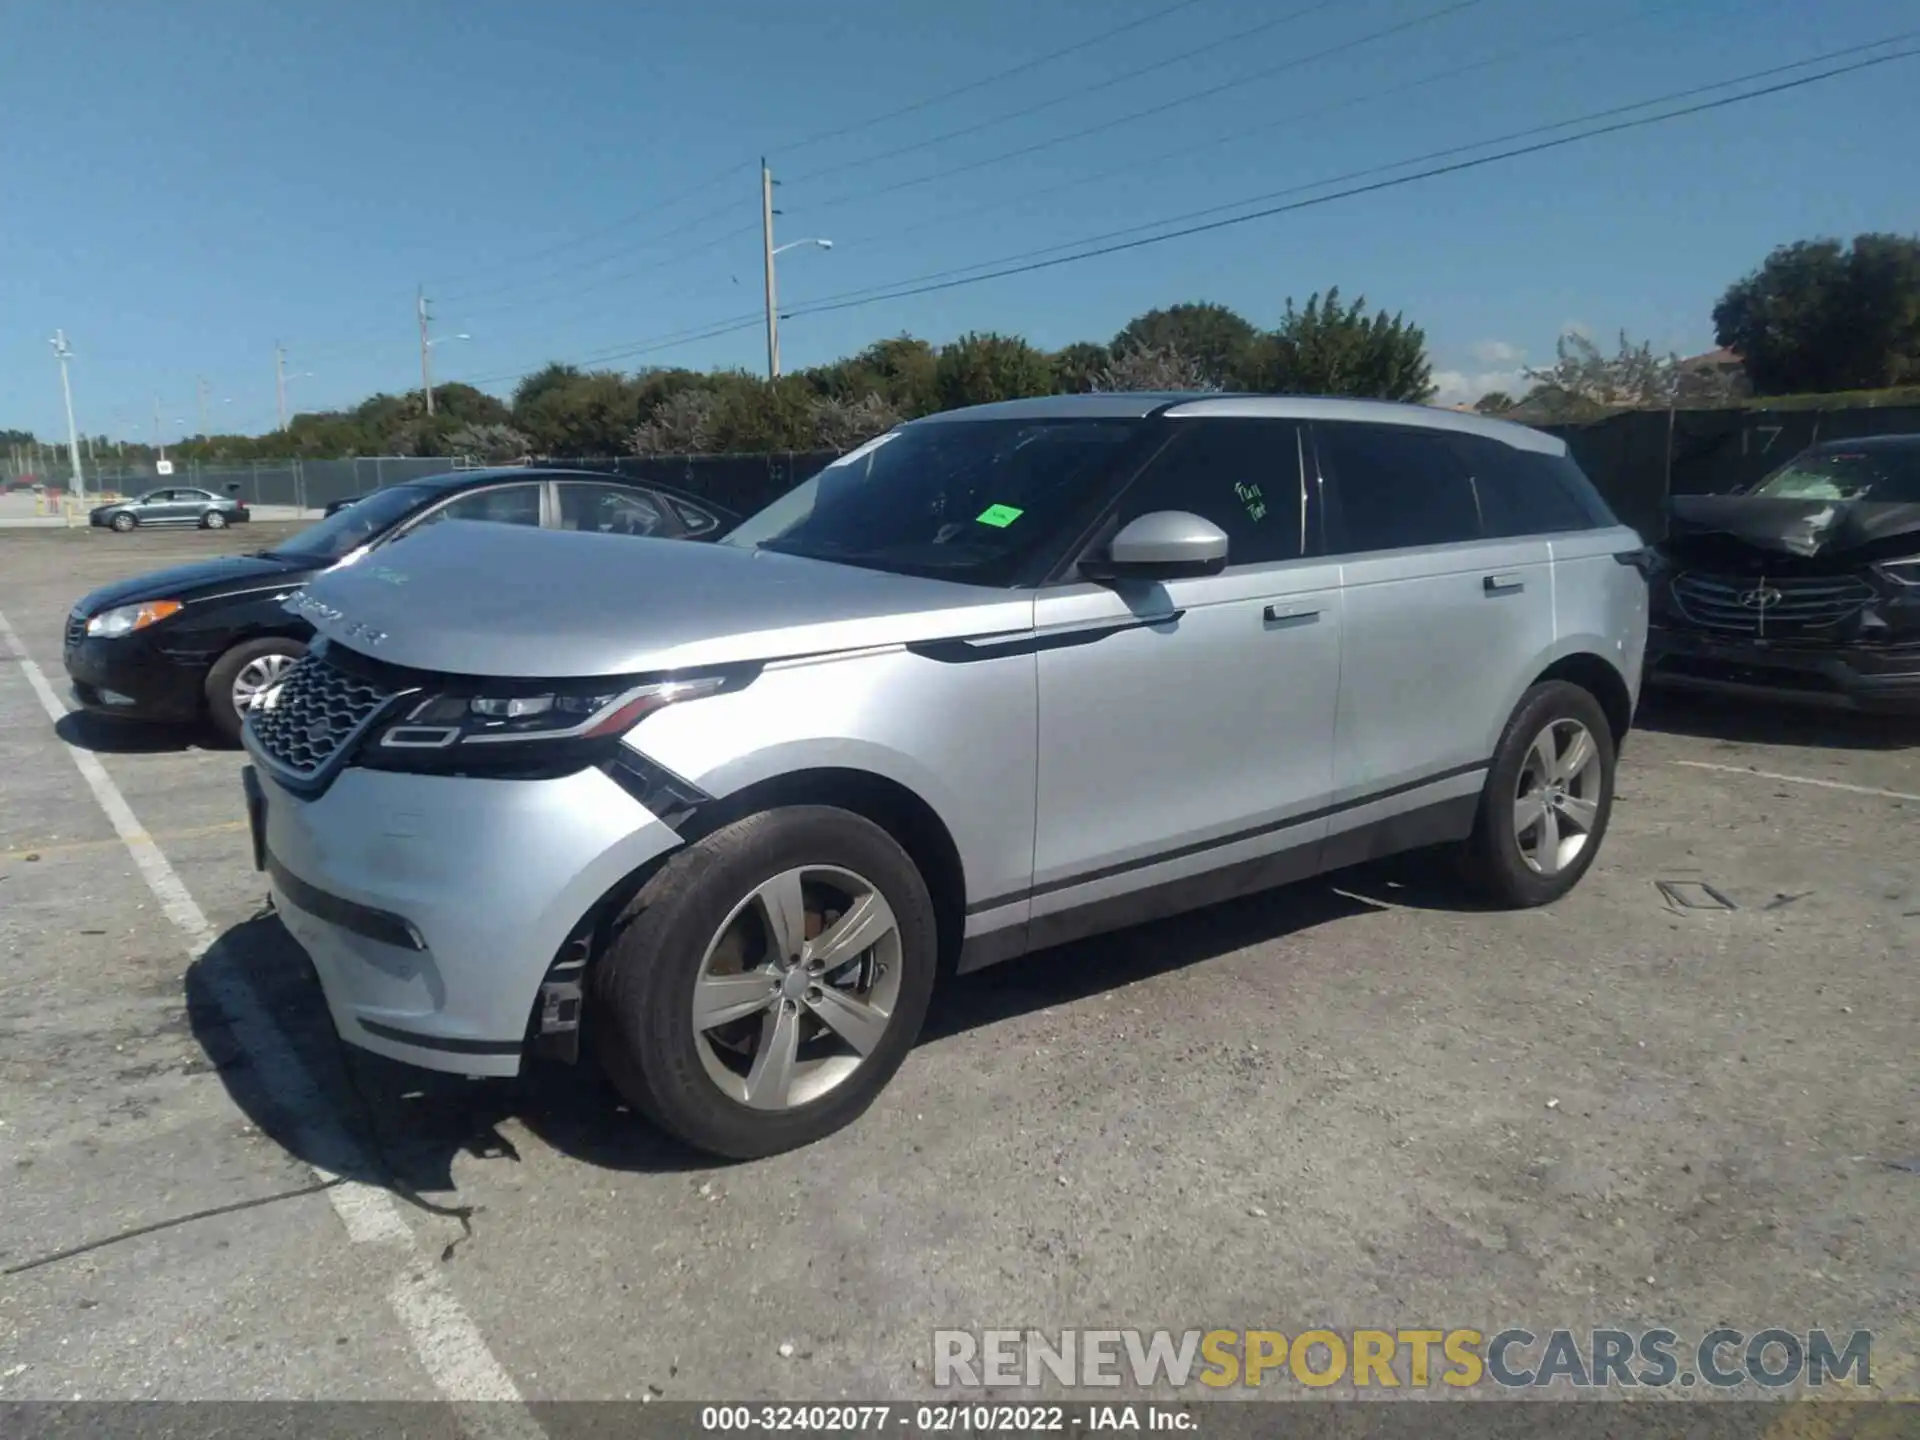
[1551, 526, 1651, 708]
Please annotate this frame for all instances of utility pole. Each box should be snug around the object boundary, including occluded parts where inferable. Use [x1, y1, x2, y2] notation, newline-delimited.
[49, 330, 87, 500]
[197, 376, 210, 438]
[761, 159, 780, 381]
[153, 396, 167, 463]
[417, 286, 435, 416]
[275, 343, 288, 431]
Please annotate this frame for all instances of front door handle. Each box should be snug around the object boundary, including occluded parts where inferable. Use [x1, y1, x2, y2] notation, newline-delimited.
[1263, 602, 1322, 624]
[1483, 573, 1525, 595]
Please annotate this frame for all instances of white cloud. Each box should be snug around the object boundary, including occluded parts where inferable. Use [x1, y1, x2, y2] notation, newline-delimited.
[1431, 367, 1527, 407]
[1469, 339, 1525, 366]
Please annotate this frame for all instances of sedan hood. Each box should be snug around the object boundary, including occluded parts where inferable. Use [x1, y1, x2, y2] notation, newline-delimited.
[1666, 495, 1920, 560]
[292, 520, 1031, 677]
[73, 552, 311, 617]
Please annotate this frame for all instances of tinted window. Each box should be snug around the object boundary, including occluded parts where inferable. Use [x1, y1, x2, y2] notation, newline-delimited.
[669, 496, 722, 534]
[415, 483, 542, 529]
[719, 420, 1143, 584]
[557, 482, 666, 536]
[271, 484, 438, 561]
[1317, 422, 1481, 553]
[1451, 435, 1593, 537]
[1114, 419, 1303, 566]
[179, 488, 215, 501]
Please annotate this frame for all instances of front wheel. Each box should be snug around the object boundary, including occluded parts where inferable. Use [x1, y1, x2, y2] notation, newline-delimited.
[110, 512, 136, 532]
[204, 637, 306, 743]
[591, 806, 938, 1159]
[201, 510, 228, 529]
[1460, 680, 1617, 908]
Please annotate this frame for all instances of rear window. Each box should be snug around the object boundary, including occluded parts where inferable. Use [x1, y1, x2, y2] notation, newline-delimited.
[1454, 436, 1614, 536]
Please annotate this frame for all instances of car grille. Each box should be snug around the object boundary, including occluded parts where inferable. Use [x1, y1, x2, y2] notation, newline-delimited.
[65, 608, 87, 650]
[1670, 572, 1873, 635]
[246, 651, 398, 780]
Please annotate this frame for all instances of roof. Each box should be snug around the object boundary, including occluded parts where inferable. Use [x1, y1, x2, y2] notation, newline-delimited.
[908, 391, 1564, 454]
[1807, 432, 1920, 453]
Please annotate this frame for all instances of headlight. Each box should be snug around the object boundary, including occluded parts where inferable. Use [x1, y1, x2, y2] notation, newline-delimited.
[362, 672, 744, 773]
[85, 599, 182, 637]
[1875, 557, 1920, 587]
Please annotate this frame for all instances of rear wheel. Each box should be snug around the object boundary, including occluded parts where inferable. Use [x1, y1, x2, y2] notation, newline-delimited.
[110, 512, 136, 532]
[591, 806, 937, 1159]
[201, 510, 228, 530]
[204, 637, 306, 743]
[1461, 680, 1616, 907]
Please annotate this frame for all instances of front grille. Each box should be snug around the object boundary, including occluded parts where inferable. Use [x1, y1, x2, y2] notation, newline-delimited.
[1656, 654, 1840, 692]
[246, 651, 399, 780]
[65, 611, 86, 650]
[1670, 572, 1873, 635]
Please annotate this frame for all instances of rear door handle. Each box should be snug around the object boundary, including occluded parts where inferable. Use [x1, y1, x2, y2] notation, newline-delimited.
[1263, 602, 1322, 624]
[1483, 573, 1525, 595]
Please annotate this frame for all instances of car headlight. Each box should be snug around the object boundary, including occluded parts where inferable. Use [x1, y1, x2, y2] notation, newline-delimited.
[361, 671, 747, 774]
[85, 599, 182, 637]
[1875, 557, 1920, 587]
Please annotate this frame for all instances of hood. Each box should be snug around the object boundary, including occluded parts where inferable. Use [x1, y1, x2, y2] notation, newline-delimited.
[1664, 495, 1920, 561]
[293, 520, 1032, 677]
[73, 552, 312, 616]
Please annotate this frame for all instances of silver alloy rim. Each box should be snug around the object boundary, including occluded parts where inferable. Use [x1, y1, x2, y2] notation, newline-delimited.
[231, 652, 297, 714]
[1512, 718, 1604, 876]
[206, 512, 226, 528]
[113, 514, 133, 530]
[691, 865, 903, 1111]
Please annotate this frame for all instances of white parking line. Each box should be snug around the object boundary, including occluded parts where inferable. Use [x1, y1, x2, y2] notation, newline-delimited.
[1673, 759, 1920, 804]
[0, 606, 543, 1431]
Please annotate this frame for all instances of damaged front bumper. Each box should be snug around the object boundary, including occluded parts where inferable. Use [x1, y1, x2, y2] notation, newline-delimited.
[1645, 625, 1920, 713]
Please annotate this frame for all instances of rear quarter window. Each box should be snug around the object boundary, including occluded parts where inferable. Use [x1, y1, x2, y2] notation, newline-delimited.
[1452, 436, 1613, 536]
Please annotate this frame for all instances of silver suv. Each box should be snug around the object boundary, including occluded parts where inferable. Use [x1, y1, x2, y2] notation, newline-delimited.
[240, 394, 1649, 1157]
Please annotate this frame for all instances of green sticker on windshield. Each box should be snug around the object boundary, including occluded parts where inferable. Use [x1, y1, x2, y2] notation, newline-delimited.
[975, 503, 1025, 528]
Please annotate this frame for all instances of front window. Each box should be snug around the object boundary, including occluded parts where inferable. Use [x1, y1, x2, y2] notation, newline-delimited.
[717, 420, 1143, 583]
[1746, 446, 1920, 502]
[265, 484, 439, 562]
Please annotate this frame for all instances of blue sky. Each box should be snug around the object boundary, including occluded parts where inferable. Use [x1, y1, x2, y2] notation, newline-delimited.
[5, 0, 1918, 442]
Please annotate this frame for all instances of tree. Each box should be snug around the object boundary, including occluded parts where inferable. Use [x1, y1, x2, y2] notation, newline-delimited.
[809, 392, 901, 451]
[1257, 289, 1433, 401]
[511, 363, 584, 416]
[515, 370, 641, 454]
[1473, 391, 1516, 415]
[445, 422, 532, 462]
[1519, 330, 1680, 419]
[933, 332, 1055, 411]
[1092, 344, 1216, 392]
[1111, 303, 1255, 388]
[1050, 341, 1110, 394]
[1713, 233, 1920, 394]
[632, 389, 721, 455]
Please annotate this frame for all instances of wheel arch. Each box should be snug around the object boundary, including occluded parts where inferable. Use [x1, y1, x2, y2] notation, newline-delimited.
[1529, 649, 1635, 750]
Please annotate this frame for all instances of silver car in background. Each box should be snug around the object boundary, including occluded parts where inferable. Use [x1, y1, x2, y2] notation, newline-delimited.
[240, 394, 1649, 1158]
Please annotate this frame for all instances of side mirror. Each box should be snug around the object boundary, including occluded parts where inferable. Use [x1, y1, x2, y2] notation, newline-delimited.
[1083, 511, 1229, 581]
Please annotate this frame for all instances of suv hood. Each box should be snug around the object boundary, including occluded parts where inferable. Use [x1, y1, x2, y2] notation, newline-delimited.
[1665, 495, 1920, 561]
[293, 520, 1033, 677]
[73, 552, 312, 616]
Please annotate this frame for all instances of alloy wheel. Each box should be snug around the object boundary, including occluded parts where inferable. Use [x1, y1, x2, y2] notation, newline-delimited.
[205, 511, 227, 529]
[1512, 718, 1604, 876]
[691, 865, 903, 1111]
[230, 652, 296, 716]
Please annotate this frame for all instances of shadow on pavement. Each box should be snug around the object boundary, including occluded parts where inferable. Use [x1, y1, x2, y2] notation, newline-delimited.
[187, 880, 1392, 1196]
[54, 709, 211, 755]
[1634, 689, 1917, 751]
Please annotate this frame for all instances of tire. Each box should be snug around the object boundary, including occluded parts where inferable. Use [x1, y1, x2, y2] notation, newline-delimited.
[204, 637, 307, 744]
[202, 510, 227, 529]
[1460, 680, 1617, 908]
[110, 512, 136, 532]
[591, 805, 938, 1159]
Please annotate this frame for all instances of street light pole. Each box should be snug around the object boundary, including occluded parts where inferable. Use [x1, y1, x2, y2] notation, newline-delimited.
[275, 343, 288, 431]
[197, 377, 210, 438]
[418, 285, 436, 416]
[49, 329, 87, 500]
[761, 159, 780, 381]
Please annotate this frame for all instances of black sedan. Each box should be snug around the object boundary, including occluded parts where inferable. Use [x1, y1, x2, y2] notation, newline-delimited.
[91, 486, 251, 531]
[64, 466, 737, 741]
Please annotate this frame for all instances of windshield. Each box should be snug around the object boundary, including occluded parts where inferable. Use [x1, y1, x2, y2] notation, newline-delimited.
[717, 419, 1143, 583]
[269, 485, 437, 561]
[1746, 446, 1920, 503]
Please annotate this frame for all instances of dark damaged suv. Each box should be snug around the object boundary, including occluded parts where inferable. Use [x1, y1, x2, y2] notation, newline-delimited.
[1646, 434, 1920, 713]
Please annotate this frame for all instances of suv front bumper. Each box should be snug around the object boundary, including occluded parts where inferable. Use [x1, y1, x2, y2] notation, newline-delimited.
[1645, 624, 1920, 713]
[244, 759, 684, 1075]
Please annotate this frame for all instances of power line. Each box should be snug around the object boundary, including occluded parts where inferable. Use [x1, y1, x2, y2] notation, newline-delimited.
[840, 0, 1705, 253]
[780, 0, 1353, 187]
[772, 0, 1214, 156]
[781, 42, 1920, 324]
[450, 313, 767, 391]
